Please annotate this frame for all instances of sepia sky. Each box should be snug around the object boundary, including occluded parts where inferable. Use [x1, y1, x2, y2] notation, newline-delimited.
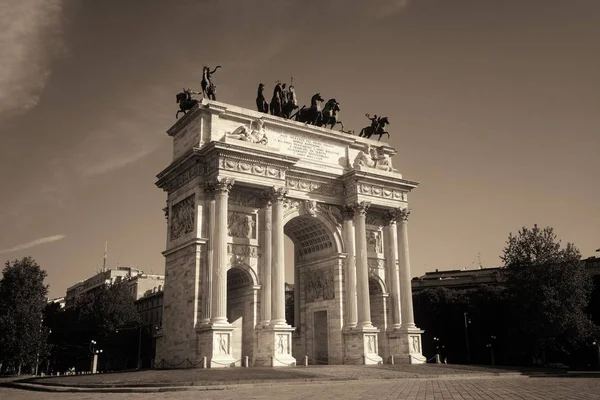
[0, 0, 599, 298]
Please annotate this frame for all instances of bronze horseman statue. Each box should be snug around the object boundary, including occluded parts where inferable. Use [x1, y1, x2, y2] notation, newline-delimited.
[359, 113, 390, 141]
[201, 65, 221, 100]
[175, 88, 200, 118]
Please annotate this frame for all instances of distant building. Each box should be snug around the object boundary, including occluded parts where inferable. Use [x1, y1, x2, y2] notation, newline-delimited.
[64, 267, 164, 308]
[47, 296, 66, 309]
[135, 289, 164, 329]
[411, 256, 600, 292]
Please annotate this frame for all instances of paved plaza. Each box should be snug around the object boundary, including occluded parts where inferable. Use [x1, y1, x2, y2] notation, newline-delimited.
[2, 376, 600, 400]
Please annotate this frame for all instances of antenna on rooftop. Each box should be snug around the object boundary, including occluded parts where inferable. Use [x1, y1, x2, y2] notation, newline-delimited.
[103, 241, 108, 272]
[477, 252, 483, 269]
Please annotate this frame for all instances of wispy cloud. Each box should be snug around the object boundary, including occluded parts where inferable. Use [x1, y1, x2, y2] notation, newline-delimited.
[0, 0, 65, 119]
[81, 145, 158, 177]
[0, 234, 66, 254]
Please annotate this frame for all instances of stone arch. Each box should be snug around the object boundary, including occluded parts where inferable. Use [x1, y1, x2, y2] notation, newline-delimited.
[226, 265, 256, 365]
[368, 273, 387, 296]
[283, 207, 343, 259]
[227, 260, 259, 287]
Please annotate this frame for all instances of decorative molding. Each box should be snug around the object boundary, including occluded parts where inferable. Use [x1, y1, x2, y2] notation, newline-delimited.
[304, 268, 335, 303]
[356, 183, 406, 201]
[165, 163, 202, 193]
[286, 177, 344, 197]
[170, 195, 195, 240]
[229, 190, 263, 208]
[367, 230, 383, 253]
[227, 244, 258, 257]
[227, 212, 256, 239]
[219, 157, 284, 179]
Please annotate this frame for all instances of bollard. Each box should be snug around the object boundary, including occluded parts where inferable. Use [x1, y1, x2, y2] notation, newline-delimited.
[390, 355, 395, 365]
[304, 355, 308, 367]
[244, 356, 249, 368]
[202, 356, 207, 369]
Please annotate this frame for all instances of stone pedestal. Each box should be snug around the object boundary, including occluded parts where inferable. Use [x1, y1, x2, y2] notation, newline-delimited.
[197, 326, 236, 368]
[254, 326, 297, 367]
[387, 328, 425, 364]
[343, 328, 383, 365]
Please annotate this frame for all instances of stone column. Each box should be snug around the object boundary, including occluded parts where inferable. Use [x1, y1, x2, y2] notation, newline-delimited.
[384, 212, 401, 329]
[342, 206, 358, 329]
[353, 201, 373, 328]
[397, 208, 416, 329]
[270, 187, 288, 327]
[259, 197, 272, 326]
[210, 177, 234, 325]
[200, 185, 216, 325]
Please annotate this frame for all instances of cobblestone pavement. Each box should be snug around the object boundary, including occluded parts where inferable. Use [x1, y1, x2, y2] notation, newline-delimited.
[2, 376, 600, 400]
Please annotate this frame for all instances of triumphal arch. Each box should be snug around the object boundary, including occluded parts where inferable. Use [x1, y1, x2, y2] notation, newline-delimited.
[155, 99, 425, 367]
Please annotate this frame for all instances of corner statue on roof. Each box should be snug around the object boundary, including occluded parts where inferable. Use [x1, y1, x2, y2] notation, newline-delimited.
[175, 88, 200, 119]
[201, 65, 221, 100]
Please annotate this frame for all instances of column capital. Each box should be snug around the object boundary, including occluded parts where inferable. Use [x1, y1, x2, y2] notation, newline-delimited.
[341, 205, 355, 221]
[387, 207, 410, 222]
[351, 201, 371, 216]
[269, 186, 288, 202]
[213, 177, 235, 194]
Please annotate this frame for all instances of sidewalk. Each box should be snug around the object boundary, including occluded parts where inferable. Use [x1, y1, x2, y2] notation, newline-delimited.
[2, 364, 570, 393]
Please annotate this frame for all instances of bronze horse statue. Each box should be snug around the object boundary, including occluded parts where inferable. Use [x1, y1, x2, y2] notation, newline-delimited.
[293, 93, 325, 125]
[318, 98, 342, 129]
[359, 115, 390, 141]
[175, 88, 199, 119]
[270, 81, 284, 117]
[256, 83, 269, 113]
[201, 65, 221, 100]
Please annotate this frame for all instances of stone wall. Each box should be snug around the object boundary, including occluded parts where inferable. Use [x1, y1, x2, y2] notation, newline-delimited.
[155, 243, 204, 364]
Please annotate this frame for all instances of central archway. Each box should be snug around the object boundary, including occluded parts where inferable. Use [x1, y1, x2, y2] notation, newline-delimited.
[283, 211, 344, 365]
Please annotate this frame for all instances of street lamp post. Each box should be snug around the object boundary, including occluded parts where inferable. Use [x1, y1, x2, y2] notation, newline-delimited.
[89, 340, 103, 374]
[486, 335, 497, 366]
[593, 340, 600, 367]
[463, 312, 471, 364]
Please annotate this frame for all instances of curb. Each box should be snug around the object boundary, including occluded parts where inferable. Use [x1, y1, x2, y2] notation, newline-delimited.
[3, 373, 533, 393]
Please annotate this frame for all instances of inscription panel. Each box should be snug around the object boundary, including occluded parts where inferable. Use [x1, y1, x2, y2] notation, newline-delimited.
[273, 131, 346, 164]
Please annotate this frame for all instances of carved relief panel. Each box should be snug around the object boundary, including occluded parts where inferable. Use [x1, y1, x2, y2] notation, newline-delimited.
[227, 212, 256, 239]
[170, 195, 195, 240]
[304, 268, 335, 303]
[367, 230, 383, 253]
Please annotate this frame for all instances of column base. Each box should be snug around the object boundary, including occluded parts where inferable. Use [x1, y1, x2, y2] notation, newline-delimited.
[196, 324, 236, 368]
[254, 325, 297, 367]
[343, 327, 383, 365]
[387, 327, 426, 364]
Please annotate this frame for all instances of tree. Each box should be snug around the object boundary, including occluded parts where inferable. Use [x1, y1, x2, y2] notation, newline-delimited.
[501, 225, 598, 364]
[0, 257, 49, 374]
[77, 280, 140, 336]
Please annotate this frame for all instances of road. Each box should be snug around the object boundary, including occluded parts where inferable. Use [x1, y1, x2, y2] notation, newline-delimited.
[2, 376, 600, 400]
